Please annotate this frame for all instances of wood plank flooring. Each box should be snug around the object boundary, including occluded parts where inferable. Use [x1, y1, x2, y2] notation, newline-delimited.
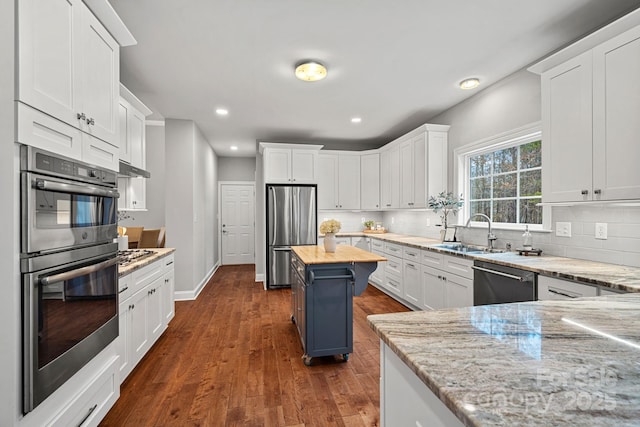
[100, 265, 409, 427]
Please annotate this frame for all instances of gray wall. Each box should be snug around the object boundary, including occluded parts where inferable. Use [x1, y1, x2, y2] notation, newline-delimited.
[218, 157, 256, 182]
[165, 119, 219, 297]
[0, 0, 18, 423]
[119, 124, 166, 228]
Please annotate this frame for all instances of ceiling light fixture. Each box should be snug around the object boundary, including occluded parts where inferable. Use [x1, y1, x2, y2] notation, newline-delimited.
[216, 108, 229, 116]
[230, 146, 238, 151]
[295, 60, 328, 82]
[459, 78, 480, 90]
[351, 117, 362, 123]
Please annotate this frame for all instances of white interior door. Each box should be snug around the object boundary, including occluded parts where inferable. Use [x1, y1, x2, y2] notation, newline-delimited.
[221, 183, 255, 265]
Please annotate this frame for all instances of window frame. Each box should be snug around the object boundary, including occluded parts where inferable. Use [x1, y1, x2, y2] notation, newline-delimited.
[454, 122, 550, 231]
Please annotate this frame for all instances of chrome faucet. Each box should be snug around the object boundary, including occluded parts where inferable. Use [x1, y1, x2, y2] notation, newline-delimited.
[465, 213, 497, 249]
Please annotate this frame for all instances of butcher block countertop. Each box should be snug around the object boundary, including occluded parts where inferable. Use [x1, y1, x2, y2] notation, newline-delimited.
[291, 245, 387, 265]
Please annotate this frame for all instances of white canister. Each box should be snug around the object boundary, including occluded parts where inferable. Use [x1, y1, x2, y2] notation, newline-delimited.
[118, 235, 129, 251]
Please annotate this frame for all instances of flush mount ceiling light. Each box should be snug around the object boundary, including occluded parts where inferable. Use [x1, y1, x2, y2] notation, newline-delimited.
[230, 146, 238, 151]
[295, 61, 328, 82]
[351, 117, 362, 123]
[215, 108, 229, 116]
[459, 78, 480, 90]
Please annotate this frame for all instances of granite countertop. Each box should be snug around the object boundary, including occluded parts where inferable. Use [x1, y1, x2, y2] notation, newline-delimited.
[118, 248, 175, 277]
[328, 232, 640, 293]
[368, 294, 640, 426]
[291, 245, 386, 265]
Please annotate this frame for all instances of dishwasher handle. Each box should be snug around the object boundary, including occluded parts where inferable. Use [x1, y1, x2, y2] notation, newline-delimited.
[472, 265, 525, 282]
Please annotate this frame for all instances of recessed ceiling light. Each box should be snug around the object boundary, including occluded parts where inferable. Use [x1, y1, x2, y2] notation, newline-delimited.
[230, 146, 238, 151]
[351, 117, 362, 123]
[294, 61, 328, 82]
[216, 108, 229, 116]
[459, 78, 480, 90]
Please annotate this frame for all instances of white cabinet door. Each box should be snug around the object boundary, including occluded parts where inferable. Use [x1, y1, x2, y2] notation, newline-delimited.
[338, 154, 361, 209]
[78, 6, 119, 145]
[593, 25, 640, 201]
[370, 248, 385, 286]
[318, 154, 338, 209]
[17, 0, 82, 127]
[400, 135, 426, 208]
[128, 107, 146, 168]
[162, 267, 175, 325]
[128, 177, 146, 210]
[380, 145, 400, 209]
[421, 266, 446, 310]
[118, 101, 131, 163]
[81, 132, 119, 171]
[117, 300, 133, 382]
[445, 274, 473, 308]
[360, 153, 380, 209]
[538, 276, 598, 300]
[291, 149, 318, 183]
[264, 148, 292, 183]
[541, 52, 593, 202]
[402, 260, 421, 307]
[130, 287, 150, 365]
[148, 277, 165, 343]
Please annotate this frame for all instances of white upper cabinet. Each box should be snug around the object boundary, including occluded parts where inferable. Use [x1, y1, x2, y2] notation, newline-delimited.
[318, 152, 360, 210]
[360, 152, 380, 209]
[17, 0, 119, 147]
[592, 25, 640, 200]
[400, 135, 426, 208]
[260, 143, 323, 184]
[380, 145, 400, 209]
[120, 84, 151, 169]
[532, 17, 640, 203]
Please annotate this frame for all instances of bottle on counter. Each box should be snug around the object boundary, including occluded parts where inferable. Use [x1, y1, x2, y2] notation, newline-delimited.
[522, 225, 533, 249]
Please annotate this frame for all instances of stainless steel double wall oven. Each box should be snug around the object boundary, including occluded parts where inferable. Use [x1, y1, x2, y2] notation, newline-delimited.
[20, 146, 120, 413]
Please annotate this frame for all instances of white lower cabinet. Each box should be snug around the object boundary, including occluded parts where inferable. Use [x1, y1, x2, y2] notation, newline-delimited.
[381, 342, 464, 427]
[421, 251, 474, 309]
[118, 254, 175, 384]
[370, 239, 385, 286]
[538, 275, 598, 300]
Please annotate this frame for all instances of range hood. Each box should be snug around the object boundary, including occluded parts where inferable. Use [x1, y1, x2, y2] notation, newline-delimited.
[118, 161, 151, 178]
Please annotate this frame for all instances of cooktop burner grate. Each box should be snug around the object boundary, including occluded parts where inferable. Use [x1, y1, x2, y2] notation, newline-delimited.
[118, 249, 155, 266]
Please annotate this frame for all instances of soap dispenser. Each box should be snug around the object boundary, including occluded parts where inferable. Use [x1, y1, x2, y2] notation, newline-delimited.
[522, 225, 533, 249]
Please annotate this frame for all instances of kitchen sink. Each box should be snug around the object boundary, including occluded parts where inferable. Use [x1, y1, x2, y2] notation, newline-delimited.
[430, 243, 505, 255]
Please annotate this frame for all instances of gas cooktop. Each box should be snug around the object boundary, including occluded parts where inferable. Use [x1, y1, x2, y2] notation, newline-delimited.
[118, 249, 155, 266]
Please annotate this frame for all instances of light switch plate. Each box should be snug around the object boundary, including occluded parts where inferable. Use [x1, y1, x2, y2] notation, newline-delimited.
[595, 223, 608, 240]
[556, 222, 572, 237]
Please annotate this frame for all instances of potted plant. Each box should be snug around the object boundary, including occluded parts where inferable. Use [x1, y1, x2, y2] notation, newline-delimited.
[428, 191, 464, 240]
[363, 220, 375, 231]
[319, 219, 341, 252]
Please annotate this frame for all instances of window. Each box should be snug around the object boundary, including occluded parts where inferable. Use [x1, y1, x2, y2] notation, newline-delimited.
[457, 127, 543, 228]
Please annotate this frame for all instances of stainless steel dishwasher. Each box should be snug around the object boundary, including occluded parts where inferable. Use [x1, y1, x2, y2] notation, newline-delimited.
[472, 260, 537, 305]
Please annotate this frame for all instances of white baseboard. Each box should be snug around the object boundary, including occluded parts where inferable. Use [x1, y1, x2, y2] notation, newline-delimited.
[255, 273, 264, 282]
[174, 261, 220, 301]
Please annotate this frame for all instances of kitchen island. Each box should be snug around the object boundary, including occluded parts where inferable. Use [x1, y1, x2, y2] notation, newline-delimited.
[291, 245, 386, 365]
[368, 294, 640, 426]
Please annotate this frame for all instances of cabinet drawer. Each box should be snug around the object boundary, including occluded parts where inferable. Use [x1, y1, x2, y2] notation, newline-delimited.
[118, 273, 133, 302]
[132, 259, 163, 292]
[384, 272, 403, 297]
[403, 246, 421, 262]
[442, 255, 474, 280]
[385, 254, 403, 276]
[538, 276, 598, 300]
[384, 242, 403, 257]
[421, 249, 444, 268]
[371, 238, 384, 250]
[163, 254, 175, 272]
[50, 355, 119, 427]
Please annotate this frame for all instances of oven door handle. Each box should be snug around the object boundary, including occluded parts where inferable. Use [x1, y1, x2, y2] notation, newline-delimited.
[472, 265, 525, 282]
[40, 257, 119, 285]
[35, 178, 120, 199]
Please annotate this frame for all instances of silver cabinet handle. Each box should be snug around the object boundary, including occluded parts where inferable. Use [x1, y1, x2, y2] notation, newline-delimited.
[36, 178, 120, 198]
[594, 189, 602, 195]
[41, 257, 118, 285]
[548, 288, 577, 299]
[76, 403, 98, 427]
[86, 117, 95, 126]
[273, 247, 291, 252]
[77, 112, 86, 121]
[118, 286, 129, 294]
[581, 190, 589, 195]
[472, 265, 524, 281]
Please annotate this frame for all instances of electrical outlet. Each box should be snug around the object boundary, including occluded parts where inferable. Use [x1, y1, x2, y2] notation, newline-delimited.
[391, 217, 395, 224]
[426, 218, 430, 227]
[361, 217, 365, 224]
[595, 223, 608, 240]
[555, 222, 572, 237]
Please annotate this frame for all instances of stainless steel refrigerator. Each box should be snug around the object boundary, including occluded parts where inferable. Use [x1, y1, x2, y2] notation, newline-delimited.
[267, 185, 317, 288]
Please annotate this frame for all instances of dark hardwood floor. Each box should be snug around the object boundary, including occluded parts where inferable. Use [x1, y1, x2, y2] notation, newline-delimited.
[100, 264, 409, 427]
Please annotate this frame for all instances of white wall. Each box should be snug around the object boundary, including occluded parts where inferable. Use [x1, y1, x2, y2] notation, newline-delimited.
[218, 157, 255, 181]
[165, 119, 219, 298]
[119, 124, 166, 228]
[0, 1, 18, 423]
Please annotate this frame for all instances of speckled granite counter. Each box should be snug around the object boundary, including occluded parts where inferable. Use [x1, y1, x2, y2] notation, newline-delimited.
[118, 248, 175, 277]
[368, 293, 640, 426]
[329, 232, 640, 293]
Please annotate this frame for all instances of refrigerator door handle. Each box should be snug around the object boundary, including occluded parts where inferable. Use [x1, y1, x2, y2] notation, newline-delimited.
[273, 247, 291, 251]
[269, 186, 277, 247]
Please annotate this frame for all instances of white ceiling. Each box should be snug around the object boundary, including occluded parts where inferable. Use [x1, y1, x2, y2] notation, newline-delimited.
[111, 0, 640, 157]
